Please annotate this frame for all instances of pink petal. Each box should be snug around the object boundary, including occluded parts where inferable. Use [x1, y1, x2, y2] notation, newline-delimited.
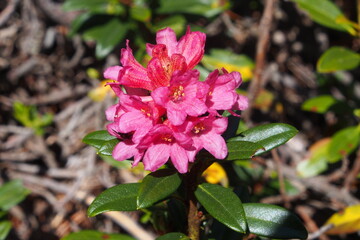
[170, 144, 189, 173]
[105, 104, 118, 121]
[211, 117, 228, 134]
[176, 28, 206, 69]
[233, 94, 249, 111]
[113, 141, 141, 161]
[151, 87, 170, 106]
[143, 143, 170, 172]
[184, 98, 208, 117]
[104, 66, 122, 80]
[167, 107, 187, 126]
[147, 57, 171, 88]
[200, 133, 227, 159]
[155, 27, 178, 57]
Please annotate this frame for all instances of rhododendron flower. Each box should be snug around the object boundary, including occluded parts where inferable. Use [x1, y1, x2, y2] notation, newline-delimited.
[180, 115, 228, 160]
[205, 69, 248, 114]
[138, 124, 195, 173]
[151, 70, 208, 126]
[104, 27, 206, 91]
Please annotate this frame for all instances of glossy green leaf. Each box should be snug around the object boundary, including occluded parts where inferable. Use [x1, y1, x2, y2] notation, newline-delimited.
[88, 183, 139, 217]
[228, 123, 298, 156]
[317, 47, 360, 73]
[302, 95, 338, 113]
[137, 169, 182, 209]
[195, 183, 247, 233]
[327, 126, 360, 163]
[83, 130, 117, 149]
[156, 232, 190, 240]
[226, 141, 263, 160]
[291, 0, 358, 35]
[98, 138, 119, 156]
[82, 17, 128, 59]
[157, 0, 229, 18]
[61, 230, 135, 240]
[243, 203, 307, 239]
[202, 49, 254, 81]
[0, 180, 30, 211]
[0, 221, 11, 240]
[152, 15, 186, 35]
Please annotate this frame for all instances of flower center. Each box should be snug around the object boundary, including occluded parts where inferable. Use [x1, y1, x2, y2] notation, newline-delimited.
[161, 134, 174, 143]
[170, 85, 185, 103]
[140, 108, 151, 117]
[192, 123, 206, 134]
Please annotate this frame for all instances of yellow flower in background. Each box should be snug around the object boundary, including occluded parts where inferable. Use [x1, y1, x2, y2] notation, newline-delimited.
[202, 162, 228, 186]
[325, 204, 360, 235]
[88, 80, 116, 102]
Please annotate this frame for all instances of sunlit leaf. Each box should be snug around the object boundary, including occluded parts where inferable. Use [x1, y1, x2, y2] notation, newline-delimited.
[302, 95, 338, 113]
[152, 15, 186, 35]
[253, 89, 274, 112]
[0, 221, 11, 240]
[63, 0, 125, 15]
[226, 141, 264, 160]
[327, 126, 360, 163]
[0, 180, 30, 211]
[156, 232, 190, 240]
[317, 47, 360, 73]
[202, 49, 254, 81]
[195, 183, 247, 233]
[82, 130, 117, 149]
[291, 0, 358, 35]
[297, 138, 331, 178]
[325, 204, 360, 235]
[61, 230, 135, 240]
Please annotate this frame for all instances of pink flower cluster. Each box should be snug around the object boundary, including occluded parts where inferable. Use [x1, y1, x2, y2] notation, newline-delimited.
[104, 27, 248, 174]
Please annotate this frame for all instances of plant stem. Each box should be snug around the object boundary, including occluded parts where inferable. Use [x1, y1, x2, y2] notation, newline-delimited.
[186, 158, 214, 240]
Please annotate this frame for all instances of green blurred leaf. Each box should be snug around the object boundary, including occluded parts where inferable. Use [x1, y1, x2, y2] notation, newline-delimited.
[0, 180, 30, 211]
[156, 232, 190, 240]
[157, 0, 229, 18]
[302, 95, 338, 113]
[98, 153, 132, 169]
[61, 230, 135, 240]
[297, 138, 331, 178]
[83, 130, 117, 149]
[291, 0, 358, 35]
[327, 126, 360, 163]
[63, 0, 125, 15]
[88, 183, 139, 217]
[317, 47, 360, 73]
[195, 183, 247, 233]
[152, 15, 186, 35]
[202, 49, 254, 81]
[226, 141, 264, 160]
[243, 203, 307, 239]
[82, 17, 128, 59]
[137, 169, 182, 209]
[130, 5, 151, 22]
[0, 221, 11, 240]
[228, 123, 298, 156]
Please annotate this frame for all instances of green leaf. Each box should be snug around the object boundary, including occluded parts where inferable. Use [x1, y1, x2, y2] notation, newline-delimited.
[195, 183, 247, 233]
[152, 15, 186, 35]
[130, 5, 151, 22]
[202, 49, 254, 81]
[0, 221, 11, 240]
[156, 232, 190, 240]
[327, 126, 360, 163]
[82, 130, 117, 149]
[302, 95, 338, 113]
[157, 0, 229, 18]
[63, 0, 125, 15]
[228, 123, 298, 156]
[98, 153, 132, 169]
[226, 141, 264, 160]
[137, 169, 182, 209]
[98, 138, 120, 156]
[243, 203, 308, 239]
[61, 230, 135, 240]
[88, 183, 140, 217]
[0, 180, 30, 211]
[82, 17, 128, 59]
[317, 47, 360, 73]
[291, 0, 358, 35]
